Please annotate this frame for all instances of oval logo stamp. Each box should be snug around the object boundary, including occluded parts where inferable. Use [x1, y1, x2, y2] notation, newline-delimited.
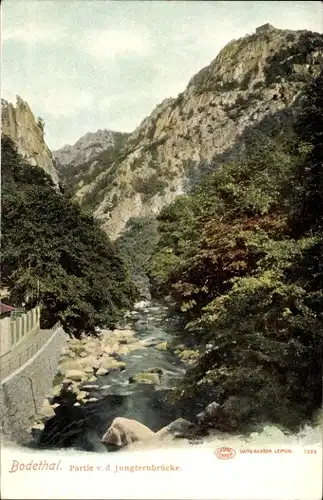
[215, 446, 236, 460]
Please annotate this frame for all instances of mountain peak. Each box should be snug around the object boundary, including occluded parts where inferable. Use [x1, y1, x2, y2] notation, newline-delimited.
[255, 23, 276, 34]
[59, 25, 323, 239]
[1, 97, 58, 184]
[53, 129, 130, 169]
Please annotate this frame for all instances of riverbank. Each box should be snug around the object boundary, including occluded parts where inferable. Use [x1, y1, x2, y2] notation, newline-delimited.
[25, 300, 323, 453]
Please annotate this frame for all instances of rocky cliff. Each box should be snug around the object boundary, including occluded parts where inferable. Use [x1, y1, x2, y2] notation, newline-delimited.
[53, 129, 128, 171]
[64, 25, 323, 239]
[55, 131, 130, 199]
[1, 96, 58, 184]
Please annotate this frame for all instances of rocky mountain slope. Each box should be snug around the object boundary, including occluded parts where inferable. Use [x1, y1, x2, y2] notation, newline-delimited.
[1, 96, 59, 184]
[53, 129, 128, 171]
[63, 24, 323, 239]
[55, 131, 130, 199]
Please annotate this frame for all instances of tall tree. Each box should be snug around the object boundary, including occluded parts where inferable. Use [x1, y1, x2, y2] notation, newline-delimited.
[292, 70, 323, 235]
[1, 136, 137, 336]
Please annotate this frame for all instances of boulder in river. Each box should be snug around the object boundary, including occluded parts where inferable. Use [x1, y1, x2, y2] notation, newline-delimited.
[156, 418, 197, 439]
[38, 399, 56, 419]
[76, 391, 88, 402]
[102, 417, 156, 447]
[129, 372, 161, 385]
[196, 401, 222, 425]
[70, 344, 87, 356]
[52, 385, 62, 397]
[58, 360, 84, 376]
[99, 356, 126, 371]
[103, 345, 118, 355]
[146, 367, 164, 375]
[96, 367, 109, 376]
[64, 349, 76, 359]
[196, 399, 242, 432]
[64, 370, 86, 382]
[77, 355, 100, 370]
[178, 349, 199, 363]
[113, 329, 135, 340]
[127, 341, 146, 352]
[155, 341, 168, 351]
[118, 345, 130, 355]
[142, 338, 163, 348]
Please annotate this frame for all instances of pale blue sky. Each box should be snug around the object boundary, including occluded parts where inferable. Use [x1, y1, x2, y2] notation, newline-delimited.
[2, 0, 322, 150]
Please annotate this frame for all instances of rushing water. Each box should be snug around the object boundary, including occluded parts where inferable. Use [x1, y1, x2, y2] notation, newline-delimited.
[27, 301, 194, 451]
[19, 301, 323, 456]
[2, 302, 322, 499]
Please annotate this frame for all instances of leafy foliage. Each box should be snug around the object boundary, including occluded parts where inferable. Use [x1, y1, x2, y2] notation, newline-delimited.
[115, 216, 159, 299]
[2, 136, 137, 336]
[150, 72, 323, 429]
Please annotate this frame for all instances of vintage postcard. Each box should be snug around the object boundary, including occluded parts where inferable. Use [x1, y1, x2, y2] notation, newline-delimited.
[1, 1, 322, 498]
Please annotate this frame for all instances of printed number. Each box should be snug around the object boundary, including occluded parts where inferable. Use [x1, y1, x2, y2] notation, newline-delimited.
[304, 449, 317, 454]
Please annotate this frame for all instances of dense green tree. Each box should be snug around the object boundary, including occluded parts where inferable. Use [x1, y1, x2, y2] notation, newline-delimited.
[291, 70, 323, 235]
[150, 72, 323, 429]
[115, 216, 159, 299]
[1, 136, 137, 336]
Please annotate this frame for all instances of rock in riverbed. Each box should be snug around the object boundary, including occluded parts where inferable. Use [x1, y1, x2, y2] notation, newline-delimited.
[102, 417, 198, 448]
[76, 391, 88, 402]
[129, 372, 161, 385]
[37, 399, 56, 419]
[99, 357, 126, 371]
[65, 370, 86, 382]
[178, 349, 199, 363]
[155, 341, 168, 351]
[96, 367, 108, 376]
[102, 417, 156, 447]
[157, 418, 197, 439]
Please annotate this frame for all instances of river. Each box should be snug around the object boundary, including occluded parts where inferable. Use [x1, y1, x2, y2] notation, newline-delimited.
[14, 300, 322, 456]
[1, 301, 322, 498]
[27, 301, 194, 451]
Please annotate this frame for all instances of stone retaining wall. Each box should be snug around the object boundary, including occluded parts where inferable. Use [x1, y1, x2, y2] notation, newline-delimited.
[0, 326, 67, 443]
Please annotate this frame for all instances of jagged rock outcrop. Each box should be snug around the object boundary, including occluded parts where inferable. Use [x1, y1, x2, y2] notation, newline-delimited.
[1, 96, 58, 184]
[54, 131, 130, 198]
[53, 129, 128, 170]
[67, 26, 323, 239]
